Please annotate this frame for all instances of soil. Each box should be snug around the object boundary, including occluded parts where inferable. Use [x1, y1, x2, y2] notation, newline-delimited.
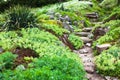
[12, 48, 39, 68]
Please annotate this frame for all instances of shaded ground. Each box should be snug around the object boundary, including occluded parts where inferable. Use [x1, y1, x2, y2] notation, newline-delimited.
[12, 48, 39, 68]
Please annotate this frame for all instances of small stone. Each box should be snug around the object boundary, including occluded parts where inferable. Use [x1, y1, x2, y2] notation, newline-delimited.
[16, 65, 26, 71]
[0, 47, 3, 53]
[64, 15, 71, 22]
[86, 43, 91, 47]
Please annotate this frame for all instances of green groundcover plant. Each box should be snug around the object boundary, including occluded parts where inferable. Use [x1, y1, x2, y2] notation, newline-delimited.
[95, 46, 120, 77]
[0, 28, 86, 80]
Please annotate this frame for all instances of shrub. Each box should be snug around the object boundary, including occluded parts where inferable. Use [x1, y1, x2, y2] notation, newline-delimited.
[68, 34, 83, 49]
[3, 5, 37, 30]
[0, 52, 17, 71]
[95, 46, 120, 77]
[1, 55, 86, 80]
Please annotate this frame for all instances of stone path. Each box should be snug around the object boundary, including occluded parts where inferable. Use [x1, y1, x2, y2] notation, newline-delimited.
[74, 26, 119, 80]
[78, 46, 106, 80]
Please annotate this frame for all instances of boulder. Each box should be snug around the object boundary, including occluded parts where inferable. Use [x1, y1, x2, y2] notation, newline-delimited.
[96, 44, 111, 53]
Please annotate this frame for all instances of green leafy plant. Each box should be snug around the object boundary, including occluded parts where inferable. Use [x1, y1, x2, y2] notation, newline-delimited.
[68, 34, 83, 49]
[0, 52, 17, 71]
[95, 46, 120, 77]
[42, 24, 69, 36]
[3, 5, 37, 30]
[0, 28, 86, 80]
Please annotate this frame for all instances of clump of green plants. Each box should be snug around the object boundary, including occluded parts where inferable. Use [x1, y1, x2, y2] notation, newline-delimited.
[95, 46, 120, 77]
[0, 52, 17, 71]
[68, 34, 83, 49]
[0, 28, 86, 80]
[1, 54, 86, 80]
[99, 27, 120, 44]
[42, 24, 69, 36]
[103, 6, 120, 22]
[3, 5, 37, 30]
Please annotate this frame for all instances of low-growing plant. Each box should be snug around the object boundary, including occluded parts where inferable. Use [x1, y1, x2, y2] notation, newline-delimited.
[68, 34, 83, 49]
[0, 52, 17, 71]
[95, 46, 120, 77]
[0, 28, 86, 80]
[42, 24, 69, 36]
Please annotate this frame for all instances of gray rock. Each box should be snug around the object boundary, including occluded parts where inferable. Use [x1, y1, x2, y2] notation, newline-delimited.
[75, 32, 91, 37]
[63, 22, 74, 32]
[16, 65, 26, 71]
[79, 49, 88, 54]
[50, 15, 54, 20]
[0, 47, 3, 53]
[80, 37, 92, 43]
[59, 16, 65, 22]
[64, 16, 71, 22]
[82, 27, 93, 32]
[96, 44, 111, 53]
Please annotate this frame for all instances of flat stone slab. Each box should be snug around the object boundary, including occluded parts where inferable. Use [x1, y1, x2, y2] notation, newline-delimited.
[82, 27, 93, 32]
[75, 32, 91, 37]
[80, 37, 92, 43]
[96, 44, 111, 53]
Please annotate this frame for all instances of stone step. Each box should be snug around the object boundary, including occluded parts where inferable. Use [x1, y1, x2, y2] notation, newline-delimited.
[80, 37, 92, 43]
[96, 44, 111, 53]
[82, 27, 93, 32]
[75, 32, 91, 37]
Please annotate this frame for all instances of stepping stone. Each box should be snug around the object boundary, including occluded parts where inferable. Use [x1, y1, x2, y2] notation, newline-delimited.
[79, 49, 88, 54]
[80, 37, 92, 43]
[96, 44, 111, 53]
[86, 12, 99, 19]
[82, 27, 93, 32]
[75, 32, 91, 37]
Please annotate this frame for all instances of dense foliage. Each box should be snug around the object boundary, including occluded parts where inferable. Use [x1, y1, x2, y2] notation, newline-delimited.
[95, 46, 120, 77]
[0, 28, 86, 80]
[2, 5, 37, 30]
